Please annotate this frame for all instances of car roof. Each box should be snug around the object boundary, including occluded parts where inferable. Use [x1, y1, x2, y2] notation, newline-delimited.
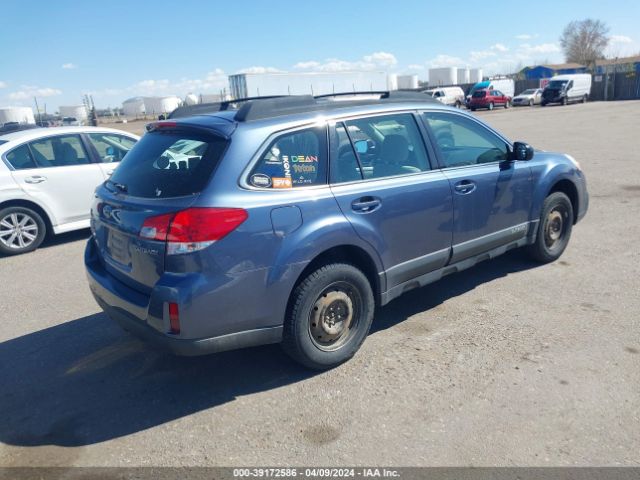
[166, 92, 451, 133]
[0, 126, 140, 144]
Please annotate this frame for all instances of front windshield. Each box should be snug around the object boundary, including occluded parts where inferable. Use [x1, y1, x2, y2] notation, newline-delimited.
[548, 80, 568, 89]
[521, 89, 536, 95]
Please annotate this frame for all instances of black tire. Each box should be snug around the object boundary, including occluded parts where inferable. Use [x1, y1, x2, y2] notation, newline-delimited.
[528, 99, 534, 107]
[470, 107, 476, 111]
[527, 192, 574, 263]
[582, 95, 588, 104]
[282, 263, 375, 370]
[562, 97, 568, 106]
[541, 102, 547, 107]
[0, 206, 46, 256]
[488, 102, 494, 111]
[455, 101, 461, 108]
[504, 100, 510, 109]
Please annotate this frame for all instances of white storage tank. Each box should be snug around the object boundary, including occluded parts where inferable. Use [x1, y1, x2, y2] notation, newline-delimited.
[469, 68, 483, 83]
[199, 93, 229, 103]
[0, 107, 35, 125]
[387, 74, 398, 91]
[428, 67, 457, 87]
[397, 75, 419, 89]
[59, 105, 88, 122]
[122, 97, 145, 116]
[457, 68, 470, 84]
[143, 96, 181, 115]
[184, 93, 199, 106]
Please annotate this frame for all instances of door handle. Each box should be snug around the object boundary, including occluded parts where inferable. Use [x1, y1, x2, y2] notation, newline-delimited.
[454, 180, 476, 194]
[106, 170, 114, 176]
[351, 196, 381, 213]
[24, 175, 47, 184]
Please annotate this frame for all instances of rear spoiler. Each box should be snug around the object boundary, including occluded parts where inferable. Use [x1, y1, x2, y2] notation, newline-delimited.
[145, 120, 234, 140]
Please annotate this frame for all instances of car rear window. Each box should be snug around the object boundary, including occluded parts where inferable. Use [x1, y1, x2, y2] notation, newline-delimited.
[472, 91, 486, 98]
[107, 130, 227, 198]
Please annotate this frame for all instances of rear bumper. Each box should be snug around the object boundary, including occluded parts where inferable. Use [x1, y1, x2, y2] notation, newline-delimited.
[84, 239, 283, 356]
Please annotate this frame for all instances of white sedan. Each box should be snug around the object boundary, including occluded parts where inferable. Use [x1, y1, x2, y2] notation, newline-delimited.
[0, 126, 139, 255]
[512, 88, 543, 107]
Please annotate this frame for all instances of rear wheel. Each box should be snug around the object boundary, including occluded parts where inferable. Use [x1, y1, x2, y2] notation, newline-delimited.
[527, 192, 573, 263]
[582, 95, 588, 104]
[0, 206, 46, 256]
[504, 100, 510, 109]
[528, 99, 534, 107]
[282, 263, 375, 370]
[488, 102, 494, 111]
[562, 97, 568, 106]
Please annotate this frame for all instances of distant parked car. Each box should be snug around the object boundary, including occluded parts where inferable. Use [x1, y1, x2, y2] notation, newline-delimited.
[466, 79, 515, 108]
[541, 74, 592, 106]
[62, 116, 81, 126]
[469, 89, 511, 111]
[0, 126, 139, 255]
[422, 87, 465, 108]
[512, 88, 543, 107]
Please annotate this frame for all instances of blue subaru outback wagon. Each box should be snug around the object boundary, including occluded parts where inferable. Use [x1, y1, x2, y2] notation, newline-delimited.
[85, 92, 588, 369]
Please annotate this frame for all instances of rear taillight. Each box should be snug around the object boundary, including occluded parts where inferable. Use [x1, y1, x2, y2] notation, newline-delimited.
[140, 207, 248, 255]
[168, 302, 180, 334]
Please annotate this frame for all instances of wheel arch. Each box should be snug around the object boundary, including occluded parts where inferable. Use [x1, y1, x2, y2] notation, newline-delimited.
[290, 244, 382, 306]
[548, 179, 579, 224]
[0, 198, 54, 236]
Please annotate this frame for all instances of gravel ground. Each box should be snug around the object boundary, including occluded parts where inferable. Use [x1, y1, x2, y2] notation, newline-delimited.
[0, 100, 638, 467]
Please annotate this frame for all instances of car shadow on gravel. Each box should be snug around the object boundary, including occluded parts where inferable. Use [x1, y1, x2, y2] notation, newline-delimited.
[371, 249, 540, 333]
[0, 250, 539, 448]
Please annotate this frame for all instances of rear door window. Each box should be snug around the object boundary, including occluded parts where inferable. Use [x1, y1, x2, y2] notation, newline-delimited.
[249, 126, 327, 189]
[107, 131, 227, 198]
[28, 135, 90, 167]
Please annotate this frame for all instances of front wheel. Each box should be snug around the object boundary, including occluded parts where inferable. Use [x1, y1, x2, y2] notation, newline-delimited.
[582, 95, 588, 104]
[0, 206, 46, 256]
[529, 99, 534, 107]
[282, 263, 375, 370]
[504, 100, 510, 109]
[562, 97, 568, 106]
[527, 192, 574, 263]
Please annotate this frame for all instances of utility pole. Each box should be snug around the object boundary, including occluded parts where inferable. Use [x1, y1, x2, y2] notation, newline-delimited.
[33, 97, 42, 124]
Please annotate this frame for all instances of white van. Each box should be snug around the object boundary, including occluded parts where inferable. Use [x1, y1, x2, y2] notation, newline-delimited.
[541, 74, 592, 106]
[465, 78, 515, 107]
[423, 87, 465, 107]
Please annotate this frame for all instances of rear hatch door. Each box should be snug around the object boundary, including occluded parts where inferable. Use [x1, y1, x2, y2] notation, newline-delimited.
[91, 125, 229, 294]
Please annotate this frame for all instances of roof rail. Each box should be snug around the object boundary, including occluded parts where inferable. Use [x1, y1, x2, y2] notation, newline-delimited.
[168, 90, 435, 122]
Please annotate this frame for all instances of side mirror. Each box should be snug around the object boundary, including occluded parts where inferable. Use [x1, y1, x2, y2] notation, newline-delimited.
[512, 141, 534, 161]
[354, 140, 368, 154]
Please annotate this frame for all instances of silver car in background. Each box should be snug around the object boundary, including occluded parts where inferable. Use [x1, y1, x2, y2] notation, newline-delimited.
[512, 88, 543, 107]
[0, 126, 139, 255]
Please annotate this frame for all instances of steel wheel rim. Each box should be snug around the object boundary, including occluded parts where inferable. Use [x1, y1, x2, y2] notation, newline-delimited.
[544, 207, 566, 250]
[308, 281, 361, 351]
[0, 213, 38, 250]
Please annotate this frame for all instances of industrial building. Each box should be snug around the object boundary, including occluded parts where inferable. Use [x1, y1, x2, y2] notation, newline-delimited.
[0, 106, 35, 126]
[428, 67, 482, 87]
[143, 96, 181, 116]
[520, 63, 587, 80]
[228, 71, 391, 98]
[59, 105, 88, 122]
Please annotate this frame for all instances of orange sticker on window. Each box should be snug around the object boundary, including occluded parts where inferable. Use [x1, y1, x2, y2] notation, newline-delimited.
[272, 177, 293, 189]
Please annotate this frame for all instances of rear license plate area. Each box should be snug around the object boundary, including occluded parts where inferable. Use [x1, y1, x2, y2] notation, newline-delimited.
[106, 228, 131, 265]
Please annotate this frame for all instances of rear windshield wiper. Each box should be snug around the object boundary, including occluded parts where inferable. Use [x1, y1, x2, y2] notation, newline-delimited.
[106, 180, 128, 194]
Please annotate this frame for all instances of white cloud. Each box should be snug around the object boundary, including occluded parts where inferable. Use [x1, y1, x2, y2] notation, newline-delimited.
[293, 51, 398, 72]
[515, 34, 536, 40]
[0, 81, 6, 89]
[427, 54, 465, 68]
[610, 35, 633, 44]
[519, 42, 561, 54]
[62, 63, 77, 69]
[469, 50, 496, 63]
[491, 43, 509, 52]
[8, 85, 62, 100]
[236, 66, 283, 74]
[363, 51, 398, 67]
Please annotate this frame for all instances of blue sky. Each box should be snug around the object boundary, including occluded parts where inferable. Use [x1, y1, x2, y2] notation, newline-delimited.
[0, 0, 638, 109]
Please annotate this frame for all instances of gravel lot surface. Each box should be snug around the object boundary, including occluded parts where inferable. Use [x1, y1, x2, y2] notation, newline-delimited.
[0, 101, 638, 467]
